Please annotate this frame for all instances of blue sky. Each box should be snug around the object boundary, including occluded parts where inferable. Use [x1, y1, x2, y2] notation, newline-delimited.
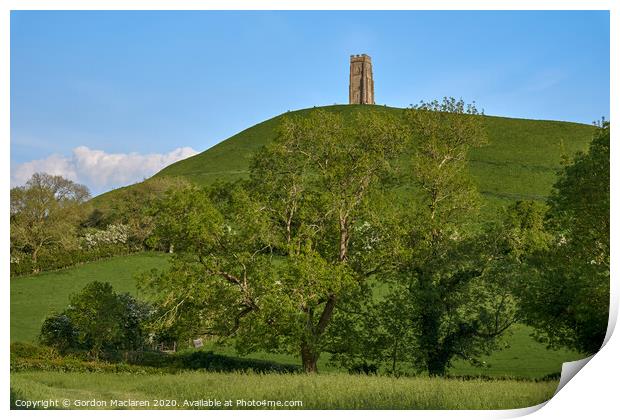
[10, 10, 610, 195]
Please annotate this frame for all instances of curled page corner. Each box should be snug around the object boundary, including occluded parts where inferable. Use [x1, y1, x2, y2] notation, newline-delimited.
[553, 290, 618, 395]
[555, 355, 595, 395]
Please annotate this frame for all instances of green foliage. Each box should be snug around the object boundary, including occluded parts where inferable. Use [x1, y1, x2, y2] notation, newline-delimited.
[136, 350, 300, 373]
[9, 173, 175, 276]
[11, 252, 167, 343]
[10, 243, 131, 277]
[501, 200, 552, 262]
[39, 281, 153, 357]
[382, 98, 519, 376]
[87, 176, 192, 250]
[140, 109, 407, 372]
[11, 173, 90, 271]
[11, 253, 583, 378]
[64, 282, 126, 357]
[520, 122, 610, 354]
[408, 98, 487, 233]
[10, 342, 298, 375]
[39, 314, 77, 353]
[10, 342, 163, 374]
[138, 102, 598, 376]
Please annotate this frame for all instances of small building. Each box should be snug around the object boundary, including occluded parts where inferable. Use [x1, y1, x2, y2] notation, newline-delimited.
[349, 54, 375, 105]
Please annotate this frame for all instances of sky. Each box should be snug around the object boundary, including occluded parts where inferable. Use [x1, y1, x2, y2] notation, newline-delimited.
[10, 10, 610, 195]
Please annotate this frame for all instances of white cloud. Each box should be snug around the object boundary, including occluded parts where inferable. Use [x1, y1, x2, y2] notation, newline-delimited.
[11, 146, 199, 194]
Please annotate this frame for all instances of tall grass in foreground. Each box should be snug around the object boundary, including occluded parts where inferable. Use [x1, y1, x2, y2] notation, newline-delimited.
[11, 371, 557, 410]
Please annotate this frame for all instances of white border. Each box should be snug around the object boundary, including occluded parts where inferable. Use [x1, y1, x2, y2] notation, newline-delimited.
[1, 1, 616, 419]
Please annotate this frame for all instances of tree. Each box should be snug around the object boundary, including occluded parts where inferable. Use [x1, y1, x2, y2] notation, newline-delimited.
[64, 282, 125, 358]
[391, 98, 518, 376]
[520, 122, 609, 354]
[84, 176, 191, 250]
[500, 200, 552, 264]
[39, 313, 78, 353]
[139, 109, 407, 372]
[10, 173, 90, 268]
[40, 281, 153, 358]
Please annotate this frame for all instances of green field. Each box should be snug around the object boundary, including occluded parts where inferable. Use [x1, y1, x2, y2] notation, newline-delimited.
[10, 253, 168, 343]
[11, 252, 582, 379]
[11, 370, 557, 410]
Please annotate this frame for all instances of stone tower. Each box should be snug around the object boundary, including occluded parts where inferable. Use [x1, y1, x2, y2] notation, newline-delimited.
[349, 54, 375, 104]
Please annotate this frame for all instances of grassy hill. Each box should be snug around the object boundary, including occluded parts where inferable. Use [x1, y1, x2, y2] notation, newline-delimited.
[152, 105, 594, 204]
[92, 105, 595, 212]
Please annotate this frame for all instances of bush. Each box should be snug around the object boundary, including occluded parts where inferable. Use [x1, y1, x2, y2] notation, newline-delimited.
[129, 349, 301, 373]
[11, 243, 132, 277]
[39, 314, 77, 353]
[83, 224, 130, 249]
[348, 361, 379, 375]
[11, 342, 299, 374]
[39, 282, 153, 357]
[10, 343, 166, 374]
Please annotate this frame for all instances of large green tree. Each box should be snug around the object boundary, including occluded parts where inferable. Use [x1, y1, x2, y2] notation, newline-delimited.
[140, 110, 406, 372]
[390, 98, 519, 376]
[520, 121, 610, 354]
[10, 173, 90, 267]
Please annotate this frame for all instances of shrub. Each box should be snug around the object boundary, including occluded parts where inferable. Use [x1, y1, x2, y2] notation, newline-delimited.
[11, 342, 299, 374]
[132, 349, 301, 373]
[83, 224, 130, 249]
[39, 313, 77, 353]
[348, 361, 379, 375]
[39, 282, 153, 357]
[10, 243, 131, 277]
[10, 343, 166, 374]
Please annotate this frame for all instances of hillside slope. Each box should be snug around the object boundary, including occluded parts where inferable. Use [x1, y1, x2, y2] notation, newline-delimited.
[95, 105, 595, 209]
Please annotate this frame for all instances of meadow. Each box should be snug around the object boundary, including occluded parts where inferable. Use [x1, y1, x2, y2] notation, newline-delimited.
[10, 252, 582, 379]
[11, 370, 557, 410]
[10, 252, 167, 343]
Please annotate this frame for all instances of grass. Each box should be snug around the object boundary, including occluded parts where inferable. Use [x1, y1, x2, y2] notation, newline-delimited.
[10, 370, 558, 410]
[91, 105, 594, 227]
[144, 105, 593, 208]
[10, 252, 168, 343]
[11, 253, 583, 379]
[150, 105, 592, 194]
[449, 325, 581, 379]
[199, 324, 582, 379]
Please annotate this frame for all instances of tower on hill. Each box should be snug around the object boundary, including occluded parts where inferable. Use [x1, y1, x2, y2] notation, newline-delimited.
[349, 54, 375, 105]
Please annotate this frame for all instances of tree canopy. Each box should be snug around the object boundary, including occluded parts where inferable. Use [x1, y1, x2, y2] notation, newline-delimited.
[519, 121, 610, 354]
[140, 109, 407, 372]
[11, 173, 90, 266]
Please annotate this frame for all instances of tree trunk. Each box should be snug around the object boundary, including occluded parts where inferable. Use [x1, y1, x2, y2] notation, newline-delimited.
[301, 341, 319, 373]
[339, 215, 349, 262]
[417, 279, 448, 376]
[32, 244, 41, 265]
[426, 354, 448, 377]
[391, 336, 399, 374]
